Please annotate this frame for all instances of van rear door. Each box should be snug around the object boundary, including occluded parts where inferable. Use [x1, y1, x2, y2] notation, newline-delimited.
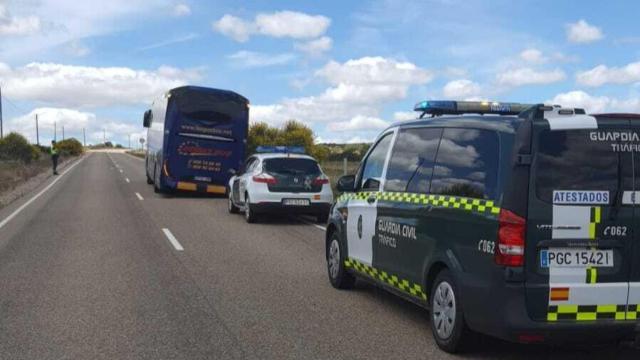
[525, 117, 635, 322]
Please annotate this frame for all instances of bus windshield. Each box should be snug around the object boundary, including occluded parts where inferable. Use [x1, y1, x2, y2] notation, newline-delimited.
[173, 89, 247, 142]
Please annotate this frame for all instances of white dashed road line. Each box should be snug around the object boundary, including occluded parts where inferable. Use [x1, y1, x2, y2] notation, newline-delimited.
[135, 192, 144, 201]
[162, 228, 184, 251]
[0, 156, 86, 231]
[297, 217, 326, 231]
[125, 178, 130, 183]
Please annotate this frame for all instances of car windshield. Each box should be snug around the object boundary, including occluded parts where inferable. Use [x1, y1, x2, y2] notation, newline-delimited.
[263, 158, 321, 176]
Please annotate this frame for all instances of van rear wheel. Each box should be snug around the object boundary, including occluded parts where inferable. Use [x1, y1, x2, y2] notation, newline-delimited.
[430, 269, 470, 353]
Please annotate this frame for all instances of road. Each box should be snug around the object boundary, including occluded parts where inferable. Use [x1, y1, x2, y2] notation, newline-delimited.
[0, 152, 638, 359]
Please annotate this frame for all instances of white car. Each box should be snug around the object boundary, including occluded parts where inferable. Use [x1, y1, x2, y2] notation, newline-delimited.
[227, 151, 333, 223]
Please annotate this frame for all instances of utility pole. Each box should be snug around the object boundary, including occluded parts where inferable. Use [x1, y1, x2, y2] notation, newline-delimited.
[82, 128, 86, 147]
[54, 121, 57, 141]
[0, 85, 3, 139]
[103, 128, 106, 145]
[128, 134, 132, 149]
[35, 114, 39, 145]
[62, 126, 65, 141]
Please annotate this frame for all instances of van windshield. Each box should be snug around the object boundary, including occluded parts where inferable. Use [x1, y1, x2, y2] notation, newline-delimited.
[535, 129, 633, 202]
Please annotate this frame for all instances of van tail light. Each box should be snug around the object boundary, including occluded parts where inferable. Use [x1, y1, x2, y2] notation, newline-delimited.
[313, 175, 330, 186]
[495, 209, 526, 267]
[253, 173, 277, 185]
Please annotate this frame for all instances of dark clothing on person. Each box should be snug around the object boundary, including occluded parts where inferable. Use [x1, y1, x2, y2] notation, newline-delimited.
[50, 143, 59, 175]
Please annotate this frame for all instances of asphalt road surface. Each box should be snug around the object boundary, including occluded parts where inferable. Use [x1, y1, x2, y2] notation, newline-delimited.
[0, 152, 639, 360]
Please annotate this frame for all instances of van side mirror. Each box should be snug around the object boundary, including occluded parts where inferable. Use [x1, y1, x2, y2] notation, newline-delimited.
[336, 175, 356, 192]
[143, 110, 152, 128]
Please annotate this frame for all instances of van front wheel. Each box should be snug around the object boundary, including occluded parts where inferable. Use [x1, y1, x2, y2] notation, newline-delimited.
[430, 269, 470, 353]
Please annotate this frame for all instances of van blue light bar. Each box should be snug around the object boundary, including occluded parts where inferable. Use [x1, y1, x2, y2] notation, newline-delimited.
[256, 145, 306, 154]
[414, 100, 533, 117]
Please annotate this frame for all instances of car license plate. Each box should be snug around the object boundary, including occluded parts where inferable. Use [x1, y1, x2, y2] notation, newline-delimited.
[540, 248, 614, 268]
[282, 199, 310, 206]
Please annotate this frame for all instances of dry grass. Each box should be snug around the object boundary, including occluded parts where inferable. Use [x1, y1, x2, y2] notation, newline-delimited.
[0, 157, 54, 194]
[126, 150, 145, 159]
[320, 160, 360, 192]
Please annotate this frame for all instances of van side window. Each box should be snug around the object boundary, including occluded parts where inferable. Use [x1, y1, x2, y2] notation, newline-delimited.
[384, 127, 442, 193]
[430, 128, 499, 200]
[359, 133, 393, 191]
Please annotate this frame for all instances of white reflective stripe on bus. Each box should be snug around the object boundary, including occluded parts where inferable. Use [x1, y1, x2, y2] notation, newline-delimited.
[178, 132, 234, 142]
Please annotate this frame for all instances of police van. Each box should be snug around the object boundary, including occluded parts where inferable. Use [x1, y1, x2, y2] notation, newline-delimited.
[325, 100, 640, 352]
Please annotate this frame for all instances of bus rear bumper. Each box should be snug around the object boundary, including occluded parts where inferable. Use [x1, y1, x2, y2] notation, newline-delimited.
[166, 179, 227, 194]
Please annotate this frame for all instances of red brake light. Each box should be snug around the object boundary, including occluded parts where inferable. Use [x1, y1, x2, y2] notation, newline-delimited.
[313, 175, 329, 186]
[253, 173, 277, 185]
[495, 209, 526, 267]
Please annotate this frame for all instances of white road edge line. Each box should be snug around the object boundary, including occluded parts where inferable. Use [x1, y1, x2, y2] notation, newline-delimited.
[162, 228, 184, 251]
[119, 169, 123, 173]
[135, 192, 144, 200]
[297, 217, 326, 231]
[0, 155, 86, 231]
[125, 178, 130, 183]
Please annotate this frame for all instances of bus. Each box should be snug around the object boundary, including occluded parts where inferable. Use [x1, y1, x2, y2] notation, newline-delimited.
[143, 86, 249, 194]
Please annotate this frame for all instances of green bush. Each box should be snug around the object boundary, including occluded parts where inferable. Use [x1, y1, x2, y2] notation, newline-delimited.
[56, 138, 84, 156]
[248, 120, 327, 161]
[0, 132, 40, 163]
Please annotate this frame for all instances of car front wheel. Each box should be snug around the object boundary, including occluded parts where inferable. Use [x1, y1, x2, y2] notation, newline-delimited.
[326, 232, 355, 289]
[228, 194, 239, 214]
[244, 195, 258, 223]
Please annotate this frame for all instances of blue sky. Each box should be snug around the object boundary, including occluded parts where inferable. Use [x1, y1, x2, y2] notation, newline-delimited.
[0, 0, 639, 145]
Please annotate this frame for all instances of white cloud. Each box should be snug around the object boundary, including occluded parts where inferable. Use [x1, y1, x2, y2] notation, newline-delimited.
[227, 50, 296, 68]
[576, 61, 640, 87]
[255, 11, 330, 39]
[317, 56, 433, 87]
[443, 79, 481, 99]
[393, 111, 416, 121]
[252, 57, 432, 130]
[0, 62, 201, 108]
[294, 36, 332, 57]
[327, 115, 389, 131]
[549, 90, 640, 114]
[566, 19, 603, 44]
[519, 48, 546, 64]
[212, 14, 253, 42]
[0, 4, 41, 36]
[7, 108, 93, 144]
[496, 67, 566, 87]
[212, 11, 330, 42]
[0, 0, 169, 61]
[173, 3, 191, 17]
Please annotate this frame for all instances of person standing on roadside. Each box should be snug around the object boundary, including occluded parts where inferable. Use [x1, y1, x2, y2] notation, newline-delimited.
[50, 140, 59, 175]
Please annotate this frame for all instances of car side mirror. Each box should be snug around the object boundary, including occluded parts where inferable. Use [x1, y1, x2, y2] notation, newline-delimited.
[336, 175, 356, 192]
[143, 110, 152, 128]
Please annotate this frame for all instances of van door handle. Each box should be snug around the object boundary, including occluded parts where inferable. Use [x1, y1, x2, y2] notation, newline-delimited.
[367, 195, 376, 204]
